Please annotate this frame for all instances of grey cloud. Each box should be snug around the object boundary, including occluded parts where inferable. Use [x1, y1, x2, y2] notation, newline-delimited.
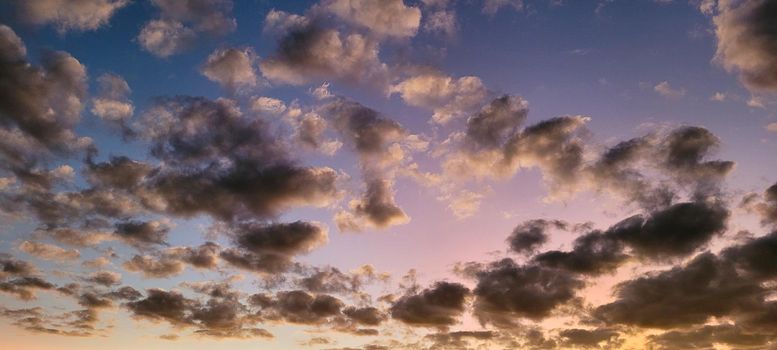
[713, 0, 777, 91]
[594, 253, 764, 329]
[13, 0, 129, 32]
[508, 219, 567, 255]
[390, 281, 469, 327]
[84, 271, 121, 287]
[260, 13, 388, 87]
[138, 0, 236, 57]
[473, 259, 583, 327]
[114, 220, 170, 247]
[122, 254, 185, 278]
[141, 96, 339, 221]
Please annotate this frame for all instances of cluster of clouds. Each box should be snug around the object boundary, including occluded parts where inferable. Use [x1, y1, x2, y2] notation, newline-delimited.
[1, 0, 777, 349]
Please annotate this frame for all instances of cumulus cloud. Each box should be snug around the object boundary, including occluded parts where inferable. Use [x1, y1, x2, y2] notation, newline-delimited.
[201, 48, 259, 92]
[113, 220, 170, 248]
[391, 73, 489, 124]
[320, 0, 422, 38]
[140, 96, 340, 221]
[595, 253, 764, 328]
[260, 11, 389, 87]
[83, 271, 121, 286]
[19, 241, 80, 261]
[320, 98, 411, 231]
[473, 258, 583, 327]
[123, 254, 185, 278]
[390, 281, 469, 327]
[251, 290, 344, 325]
[741, 182, 777, 227]
[220, 221, 327, 274]
[0, 25, 91, 173]
[13, 0, 129, 32]
[138, 0, 236, 57]
[91, 73, 134, 122]
[713, 0, 777, 91]
[507, 219, 567, 255]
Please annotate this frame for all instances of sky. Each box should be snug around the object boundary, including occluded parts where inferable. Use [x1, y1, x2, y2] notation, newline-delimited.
[0, 0, 777, 349]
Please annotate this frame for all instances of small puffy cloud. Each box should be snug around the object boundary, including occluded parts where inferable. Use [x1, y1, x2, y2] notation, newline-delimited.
[137, 19, 197, 57]
[250, 96, 287, 115]
[473, 259, 583, 327]
[335, 178, 410, 232]
[114, 220, 170, 248]
[507, 219, 567, 255]
[19, 241, 80, 261]
[84, 271, 121, 287]
[123, 254, 185, 278]
[321, 0, 422, 38]
[201, 48, 259, 92]
[483, 0, 524, 14]
[13, 0, 129, 33]
[391, 73, 489, 124]
[91, 73, 134, 121]
[653, 81, 686, 99]
[138, 0, 236, 57]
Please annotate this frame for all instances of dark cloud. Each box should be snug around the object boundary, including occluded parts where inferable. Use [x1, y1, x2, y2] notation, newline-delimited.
[533, 231, 628, 276]
[84, 271, 121, 287]
[0, 276, 56, 300]
[339, 178, 409, 231]
[85, 156, 151, 191]
[741, 182, 777, 227]
[106, 286, 142, 301]
[126, 289, 196, 325]
[660, 127, 734, 198]
[502, 116, 588, 192]
[260, 12, 388, 87]
[558, 328, 621, 348]
[220, 221, 327, 274]
[606, 201, 728, 260]
[473, 259, 583, 327]
[0, 256, 37, 278]
[252, 290, 344, 325]
[0, 25, 90, 174]
[465, 95, 528, 150]
[713, 0, 777, 91]
[322, 98, 405, 160]
[722, 230, 777, 280]
[648, 324, 775, 350]
[77, 292, 113, 309]
[508, 219, 566, 255]
[122, 254, 185, 278]
[141, 96, 339, 221]
[343, 306, 386, 326]
[390, 281, 469, 327]
[594, 253, 764, 329]
[114, 220, 170, 247]
[170, 242, 221, 270]
[320, 98, 410, 231]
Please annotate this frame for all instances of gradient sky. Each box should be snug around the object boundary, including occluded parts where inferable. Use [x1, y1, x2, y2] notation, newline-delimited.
[1, 0, 777, 349]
